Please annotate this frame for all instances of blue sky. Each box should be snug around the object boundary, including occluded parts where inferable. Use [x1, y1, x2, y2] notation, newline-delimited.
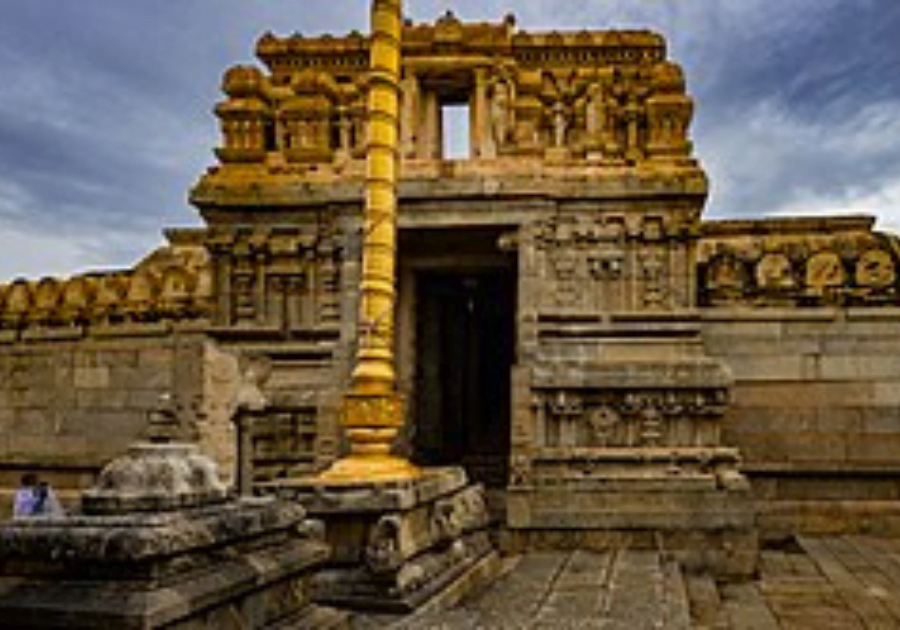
[1, 1, 899, 279]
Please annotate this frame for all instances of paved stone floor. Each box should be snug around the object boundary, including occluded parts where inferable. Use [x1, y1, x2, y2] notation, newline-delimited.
[359, 536, 900, 629]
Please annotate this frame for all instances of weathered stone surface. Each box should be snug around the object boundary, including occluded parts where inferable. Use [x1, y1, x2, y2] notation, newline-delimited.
[0, 410, 345, 629]
[272, 467, 498, 613]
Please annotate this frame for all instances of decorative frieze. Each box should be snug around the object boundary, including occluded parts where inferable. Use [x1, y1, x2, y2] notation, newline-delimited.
[0, 238, 211, 331]
[700, 217, 900, 307]
[535, 387, 729, 451]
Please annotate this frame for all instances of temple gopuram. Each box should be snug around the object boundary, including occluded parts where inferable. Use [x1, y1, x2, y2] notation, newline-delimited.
[2, 10, 900, 585]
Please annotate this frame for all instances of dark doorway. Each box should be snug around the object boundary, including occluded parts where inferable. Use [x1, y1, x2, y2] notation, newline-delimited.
[413, 269, 514, 488]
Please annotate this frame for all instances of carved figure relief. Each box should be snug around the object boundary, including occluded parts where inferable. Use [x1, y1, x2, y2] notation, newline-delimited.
[32, 279, 61, 325]
[756, 253, 795, 291]
[587, 406, 620, 447]
[490, 75, 515, 150]
[366, 515, 404, 574]
[701, 225, 900, 307]
[205, 226, 338, 333]
[588, 249, 624, 281]
[584, 82, 608, 145]
[551, 101, 568, 148]
[706, 254, 747, 301]
[509, 454, 533, 487]
[59, 276, 95, 323]
[641, 250, 667, 308]
[806, 251, 845, 294]
[856, 249, 895, 288]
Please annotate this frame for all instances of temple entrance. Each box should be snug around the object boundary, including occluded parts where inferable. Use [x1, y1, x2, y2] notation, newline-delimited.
[398, 229, 515, 490]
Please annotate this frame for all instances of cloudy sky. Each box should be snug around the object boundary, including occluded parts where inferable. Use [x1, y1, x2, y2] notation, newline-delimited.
[1, 1, 899, 280]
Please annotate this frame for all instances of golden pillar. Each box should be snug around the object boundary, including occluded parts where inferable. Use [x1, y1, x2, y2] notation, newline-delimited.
[320, 0, 420, 482]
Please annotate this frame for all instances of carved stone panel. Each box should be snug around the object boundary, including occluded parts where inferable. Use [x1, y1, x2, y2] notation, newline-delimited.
[206, 221, 343, 334]
[528, 212, 694, 315]
[536, 387, 729, 451]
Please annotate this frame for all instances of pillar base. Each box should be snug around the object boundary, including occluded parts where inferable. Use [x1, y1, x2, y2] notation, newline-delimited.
[270, 466, 500, 613]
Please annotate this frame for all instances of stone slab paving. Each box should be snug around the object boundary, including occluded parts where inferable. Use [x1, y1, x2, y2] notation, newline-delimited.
[373, 548, 690, 629]
[354, 536, 900, 629]
[710, 536, 900, 630]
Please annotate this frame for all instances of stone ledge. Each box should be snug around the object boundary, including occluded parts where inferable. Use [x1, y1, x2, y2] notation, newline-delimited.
[20, 327, 85, 342]
[0, 497, 306, 563]
[508, 494, 755, 531]
[269, 466, 468, 514]
[533, 446, 742, 465]
[532, 359, 733, 389]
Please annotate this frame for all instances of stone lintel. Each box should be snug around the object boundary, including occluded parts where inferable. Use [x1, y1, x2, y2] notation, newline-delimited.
[88, 322, 173, 339]
[702, 214, 876, 238]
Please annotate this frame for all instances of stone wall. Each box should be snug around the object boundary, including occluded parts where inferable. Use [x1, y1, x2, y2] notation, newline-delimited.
[700, 217, 900, 537]
[704, 308, 900, 535]
[0, 325, 231, 516]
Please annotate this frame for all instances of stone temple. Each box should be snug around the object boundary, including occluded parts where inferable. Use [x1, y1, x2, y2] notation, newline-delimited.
[2, 7, 900, 628]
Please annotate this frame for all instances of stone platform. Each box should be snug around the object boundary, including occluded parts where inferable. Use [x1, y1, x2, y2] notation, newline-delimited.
[0, 404, 347, 629]
[0, 499, 345, 629]
[270, 467, 499, 613]
[507, 447, 759, 579]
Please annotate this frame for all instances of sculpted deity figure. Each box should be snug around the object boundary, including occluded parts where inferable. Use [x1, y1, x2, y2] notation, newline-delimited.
[490, 76, 514, 150]
[551, 101, 568, 148]
[585, 83, 607, 142]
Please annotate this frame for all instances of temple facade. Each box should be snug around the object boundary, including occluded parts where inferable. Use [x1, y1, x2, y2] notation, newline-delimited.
[1, 13, 900, 540]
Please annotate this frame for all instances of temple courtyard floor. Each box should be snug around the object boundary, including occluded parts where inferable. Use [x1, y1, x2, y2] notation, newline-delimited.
[357, 536, 900, 629]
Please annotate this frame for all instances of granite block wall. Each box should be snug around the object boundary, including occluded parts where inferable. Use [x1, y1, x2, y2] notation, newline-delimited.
[0, 324, 226, 516]
[703, 308, 900, 535]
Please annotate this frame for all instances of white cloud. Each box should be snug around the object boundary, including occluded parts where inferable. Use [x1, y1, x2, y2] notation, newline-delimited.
[0, 223, 112, 280]
[700, 97, 900, 227]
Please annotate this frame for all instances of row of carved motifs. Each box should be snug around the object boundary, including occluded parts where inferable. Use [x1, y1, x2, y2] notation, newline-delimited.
[207, 227, 342, 327]
[486, 61, 691, 159]
[530, 213, 693, 310]
[217, 60, 690, 162]
[534, 388, 728, 450]
[0, 266, 212, 329]
[700, 235, 900, 304]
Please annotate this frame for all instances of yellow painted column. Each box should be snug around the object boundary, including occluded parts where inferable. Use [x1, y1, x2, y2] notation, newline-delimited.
[320, 0, 420, 482]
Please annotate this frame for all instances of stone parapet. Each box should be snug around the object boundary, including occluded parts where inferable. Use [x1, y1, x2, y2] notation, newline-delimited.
[0, 231, 212, 333]
[699, 215, 900, 308]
